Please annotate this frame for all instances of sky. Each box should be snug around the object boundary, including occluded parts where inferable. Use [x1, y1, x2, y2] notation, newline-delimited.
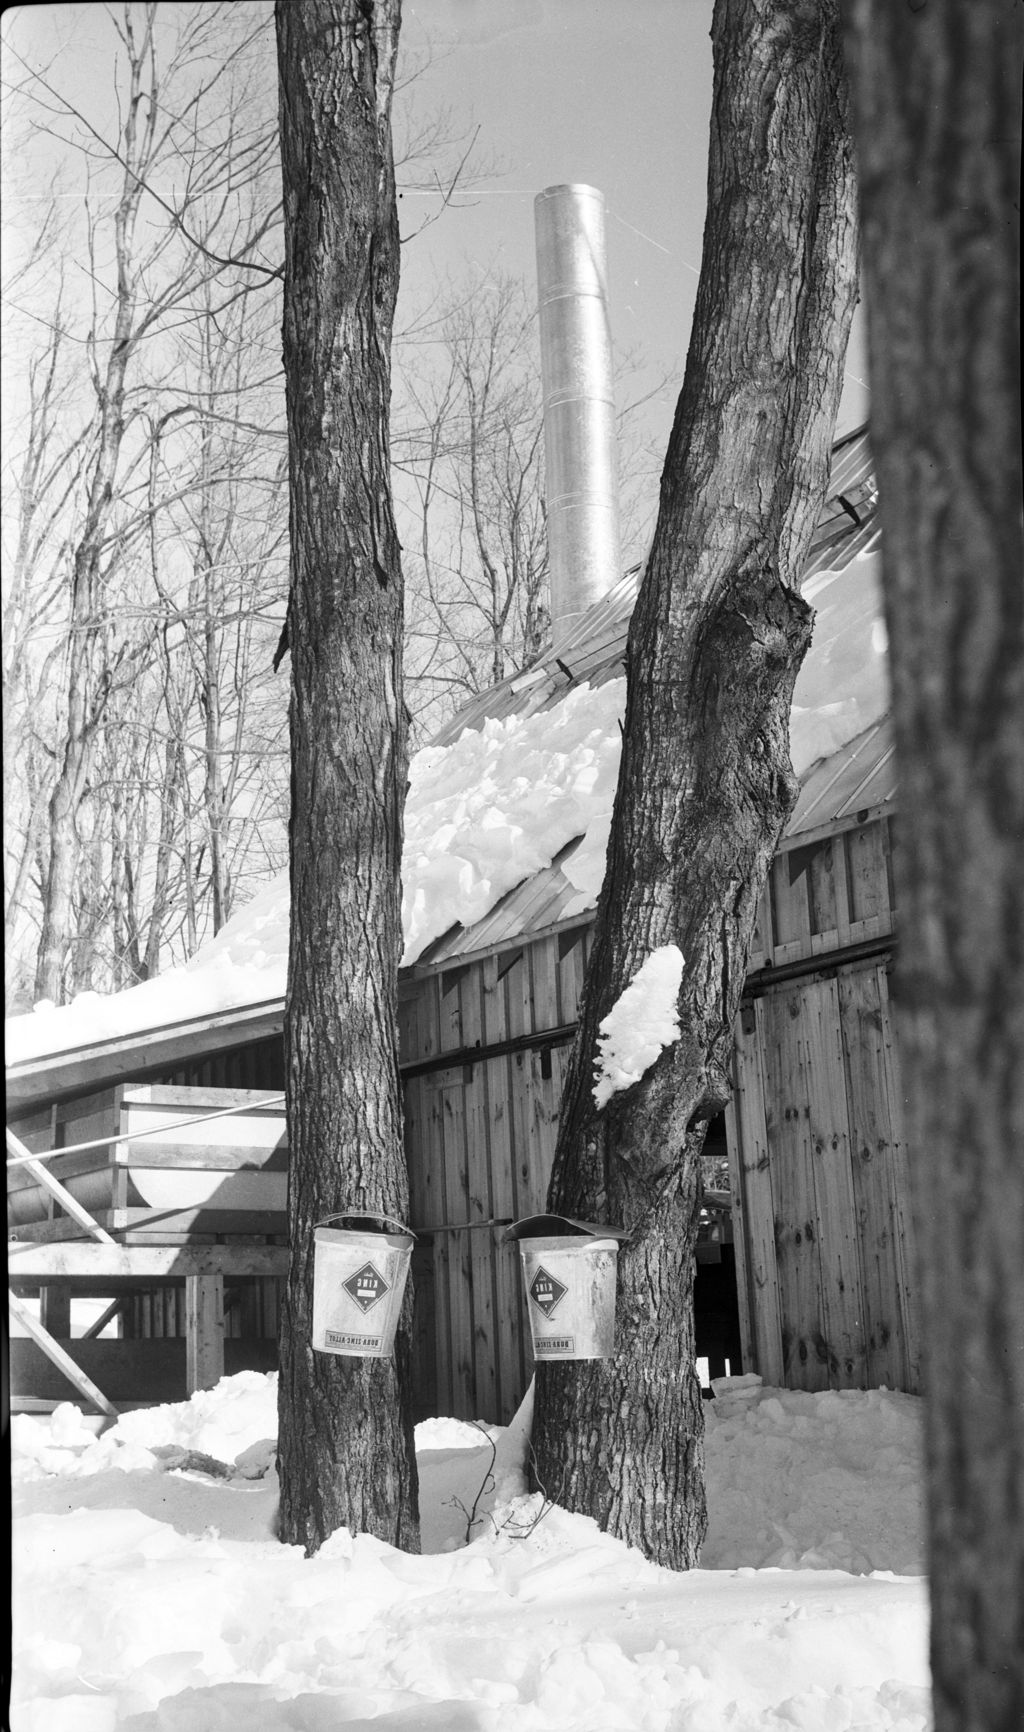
[1, 0, 868, 475]
[398, 0, 868, 458]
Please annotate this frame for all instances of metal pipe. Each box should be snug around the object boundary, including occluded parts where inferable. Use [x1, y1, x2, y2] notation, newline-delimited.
[535, 183, 622, 635]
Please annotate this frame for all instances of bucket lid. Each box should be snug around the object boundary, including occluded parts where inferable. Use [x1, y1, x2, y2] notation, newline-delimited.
[316, 1211, 417, 1239]
[503, 1213, 629, 1244]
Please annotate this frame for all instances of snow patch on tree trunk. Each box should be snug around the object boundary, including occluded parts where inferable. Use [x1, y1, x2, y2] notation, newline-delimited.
[592, 944, 684, 1108]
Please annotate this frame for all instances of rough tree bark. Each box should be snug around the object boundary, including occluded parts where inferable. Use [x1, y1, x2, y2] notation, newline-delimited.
[841, 5, 1023, 1726]
[275, 0, 418, 1554]
[532, 0, 859, 1569]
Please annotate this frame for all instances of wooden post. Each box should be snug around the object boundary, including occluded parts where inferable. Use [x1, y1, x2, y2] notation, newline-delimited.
[8, 1292, 118, 1417]
[185, 1274, 225, 1393]
[39, 1283, 71, 1337]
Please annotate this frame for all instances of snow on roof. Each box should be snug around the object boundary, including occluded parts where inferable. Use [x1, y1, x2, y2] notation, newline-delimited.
[5, 547, 888, 1070]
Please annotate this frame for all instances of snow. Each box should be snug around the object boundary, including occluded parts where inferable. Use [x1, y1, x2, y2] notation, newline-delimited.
[11, 1370, 930, 1730]
[593, 944, 684, 1108]
[5, 549, 887, 1069]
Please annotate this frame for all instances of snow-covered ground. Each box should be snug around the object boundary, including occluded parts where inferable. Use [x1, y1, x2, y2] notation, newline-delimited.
[11, 1370, 930, 1731]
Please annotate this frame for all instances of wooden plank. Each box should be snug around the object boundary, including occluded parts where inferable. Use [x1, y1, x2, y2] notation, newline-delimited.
[522, 1046, 560, 1216]
[186, 1274, 225, 1392]
[6, 1128, 116, 1244]
[80, 1297, 125, 1341]
[438, 966, 467, 1052]
[9, 1292, 118, 1415]
[531, 934, 561, 1035]
[124, 1085, 284, 1113]
[113, 1142, 289, 1171]
[409, 1243, 438, 1422]
[6, 1149, 114, 1194]
[769, 853, 813, 963]
[556, 927, 588, 1024]
[39, 1284, 71, 1336]
[727, 1003, 784, 1384]
[440, 1081, 475, 1418]
[56, 1086, 121, 1154]
[847, 820, 892, 931]
[798, 977, 868, 1387]
[463, 977, 499, 1422]
[837, 963, 911, 1391]
[761, 984, 830, 1390]
[6, 1001, 286, 1117]
[746, 882, 773, 974]
[432, 1231, 454, 1418]
[8, 1337, 278, 1407]
[484, 1052, 527, 1421]
[7, 1242, 290, 1278]
[876, 968, 923, 1391]
[481, 952, 509, 1046]
[504, 949, 534, 1040]
[6, 1103, 57, 1156]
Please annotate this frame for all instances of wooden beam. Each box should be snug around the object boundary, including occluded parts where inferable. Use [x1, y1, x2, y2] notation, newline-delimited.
[186, 1274, 224, 1393]
[7, 1242, 290, 1279]
[8, 1291, 118, 1416]
[114, 1142, 288, 1171]
[6, 1128, 116, 1244]
[39, 1284, 71, 1336]
[5, 999, 286, 1115]
[80, 1296, 125, 1340]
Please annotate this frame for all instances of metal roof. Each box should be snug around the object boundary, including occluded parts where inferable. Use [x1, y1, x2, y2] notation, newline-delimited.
[415, 428, 892, 967]
[413, 716, 897, 969]
[430, 427, 876, 748]
[6, 429, 889, 1103]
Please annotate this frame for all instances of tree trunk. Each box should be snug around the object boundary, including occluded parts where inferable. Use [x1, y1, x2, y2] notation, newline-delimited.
[841, 5, 1023, 1725]
[532, 0, 859, 1569]
[275, 0, 417, 1556]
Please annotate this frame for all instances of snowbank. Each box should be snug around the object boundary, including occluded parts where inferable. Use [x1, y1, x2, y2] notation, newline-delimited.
[593, 944, 684, 1108]
[11, 1372, 929, 1731]
[5, 550, 887, 1069]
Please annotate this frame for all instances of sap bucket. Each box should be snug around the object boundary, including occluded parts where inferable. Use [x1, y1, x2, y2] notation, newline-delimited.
[505, 1214, 629, 1361]
[311, 1213, 415, 1359]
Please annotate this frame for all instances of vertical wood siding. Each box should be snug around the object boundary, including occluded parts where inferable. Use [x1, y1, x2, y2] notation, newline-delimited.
[402, 923, 592, 1422]
[728, 957, 920, 1393]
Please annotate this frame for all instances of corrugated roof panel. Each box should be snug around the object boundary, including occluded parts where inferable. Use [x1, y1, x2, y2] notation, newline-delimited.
[430, 430, 876, 750]
[429, 717, 897, 964]
[787, 717, 896, 840]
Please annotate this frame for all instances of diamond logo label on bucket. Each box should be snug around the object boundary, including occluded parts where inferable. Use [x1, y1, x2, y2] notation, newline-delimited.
[529, 1266, 568, 1317]
[343, 1262, 391, 1314]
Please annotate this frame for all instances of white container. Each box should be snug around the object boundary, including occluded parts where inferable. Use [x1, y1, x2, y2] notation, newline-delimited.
[518, 1232, 621, 1361]
[311, 1217, 414, 1359]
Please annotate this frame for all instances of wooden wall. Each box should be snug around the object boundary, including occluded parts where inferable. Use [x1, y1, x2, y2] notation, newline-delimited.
[10, 815, 916, 1419]
[726, 956, 921, 1393]
[749, 814, 897, 973]
[400, 922, 593, 1423]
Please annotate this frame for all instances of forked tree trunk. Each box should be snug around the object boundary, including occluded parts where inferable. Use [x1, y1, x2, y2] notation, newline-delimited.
[841, 5, 1023, 1725]
[275, 0, 417, 1555]
[532, 0, 859, 1568]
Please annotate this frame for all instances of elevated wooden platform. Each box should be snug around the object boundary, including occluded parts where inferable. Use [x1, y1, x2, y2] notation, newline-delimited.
[8, 1087, 289, 1415]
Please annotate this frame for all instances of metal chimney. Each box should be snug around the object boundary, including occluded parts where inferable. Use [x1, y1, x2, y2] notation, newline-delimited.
[535, 184, 622, 635]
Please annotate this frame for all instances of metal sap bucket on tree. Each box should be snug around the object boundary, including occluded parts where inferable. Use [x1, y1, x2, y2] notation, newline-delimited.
[506, 1214, 629, 1361]
[311, 1213, 415, 1359]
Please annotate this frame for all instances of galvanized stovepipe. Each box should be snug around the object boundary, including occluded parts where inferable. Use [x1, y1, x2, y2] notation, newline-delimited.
[535, 183, 622, 636]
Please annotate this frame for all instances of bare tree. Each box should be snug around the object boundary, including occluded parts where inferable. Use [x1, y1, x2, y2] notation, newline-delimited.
[2, 3, 288, 1003]
[531, 0, 859, 1569]
[275, 0, 418, 1555]
[841, 4, 1023, 1726]
[395, 273, 666, 740]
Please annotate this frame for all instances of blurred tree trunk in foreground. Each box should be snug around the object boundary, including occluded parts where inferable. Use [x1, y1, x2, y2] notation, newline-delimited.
[275, 0, 418, 1555]
[532, 0, 859, 1569]
[842, 4, 1023, 1726]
